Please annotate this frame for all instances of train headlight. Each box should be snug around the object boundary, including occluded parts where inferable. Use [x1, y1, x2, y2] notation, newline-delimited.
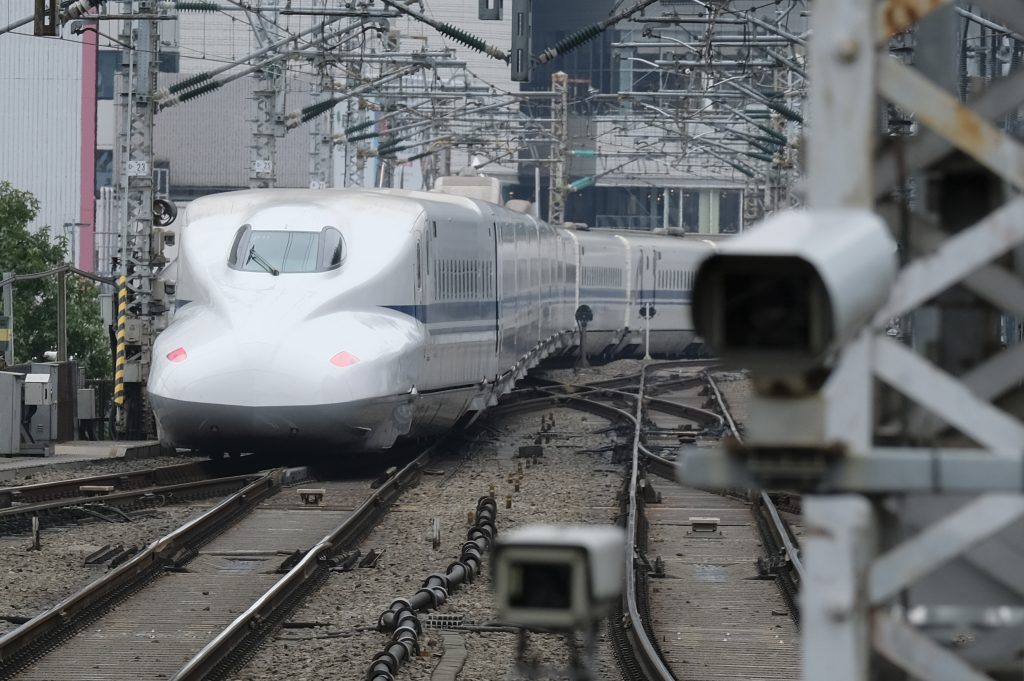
[329, 351, 360, 368]
[166, 347, 188, 363]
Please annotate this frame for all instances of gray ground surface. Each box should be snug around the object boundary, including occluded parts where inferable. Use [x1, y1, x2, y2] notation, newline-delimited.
[0, 453, 205, 487]
[231, 364, 640, 681]
[0, 504, 211, 636]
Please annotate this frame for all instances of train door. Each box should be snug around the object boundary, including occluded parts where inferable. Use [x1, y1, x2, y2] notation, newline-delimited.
[413, 228, 429, 373]
[422, 219, 437, 377]
[529, 221, 540, 346]
[415, 233, 424, 305]
[492, 222, 499, 355]
[514, 222, 525, 354]
[498, 220, 517, 373]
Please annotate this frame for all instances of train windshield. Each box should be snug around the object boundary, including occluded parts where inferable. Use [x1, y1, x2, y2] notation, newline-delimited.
[228, 225, 344, 274]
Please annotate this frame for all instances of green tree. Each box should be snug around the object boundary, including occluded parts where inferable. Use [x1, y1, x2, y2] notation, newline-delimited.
[0, 181, 111, 379]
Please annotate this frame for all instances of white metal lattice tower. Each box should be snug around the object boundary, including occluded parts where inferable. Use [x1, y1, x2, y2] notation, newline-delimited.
[309, 61, 335, 189]
[801, 1, 1024, 678]
[678, 0, 1024, 677]
[248, 2, 285, 189]
[113, 0, 161, 436]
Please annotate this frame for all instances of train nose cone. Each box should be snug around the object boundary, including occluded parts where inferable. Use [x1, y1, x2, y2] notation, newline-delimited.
[148, 307, 424, 452]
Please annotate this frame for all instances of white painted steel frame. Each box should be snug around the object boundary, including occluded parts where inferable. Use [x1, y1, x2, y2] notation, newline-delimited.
[804, 0, 1024, 679]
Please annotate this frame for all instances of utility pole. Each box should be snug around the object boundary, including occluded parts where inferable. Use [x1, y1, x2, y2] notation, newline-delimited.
[548, 71, 569, 226]
[56, 269, 66, 362]
[309, 60, 335, 189]
[113, 0, 161, 438]
[342, 38, 365, 188]
[249, 2, 285, 189]
[341, 98, 364, 188]
[1, 272, 13, 367]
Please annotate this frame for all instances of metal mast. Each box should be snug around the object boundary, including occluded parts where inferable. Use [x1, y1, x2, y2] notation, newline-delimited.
[248, 2, 285, 188]
[548, 70, 569, 226]
[342, 37, 365, 188]
[309, 60, 335, 189]
[113, 0, 161, 437]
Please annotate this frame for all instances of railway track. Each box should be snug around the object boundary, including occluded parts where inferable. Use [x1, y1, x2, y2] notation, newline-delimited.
[505, 361, 802, 680]
[632, 367, 802, 681]
[0, 459, 271, 535]
[0, 460, 243, 507]
[0, 449, 431, 681]
[0, 361, 799, 680]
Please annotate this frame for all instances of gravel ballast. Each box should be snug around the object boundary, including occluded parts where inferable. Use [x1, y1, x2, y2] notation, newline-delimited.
[0, 504, 212, 636]
[231, 367, 641, 681]
[0, 453, 206, 487]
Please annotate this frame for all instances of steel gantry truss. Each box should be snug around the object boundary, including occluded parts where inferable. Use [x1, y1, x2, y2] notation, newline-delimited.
[681, 0, 1024, 678]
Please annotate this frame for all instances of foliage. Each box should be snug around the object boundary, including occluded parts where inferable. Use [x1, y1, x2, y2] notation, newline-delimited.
[0, 182, 111, 379]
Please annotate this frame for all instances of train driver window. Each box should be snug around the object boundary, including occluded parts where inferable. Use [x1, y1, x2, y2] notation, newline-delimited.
[228, 224, 252, 268]
[317, 227, 345, 271]
[228, 225, 344, 274]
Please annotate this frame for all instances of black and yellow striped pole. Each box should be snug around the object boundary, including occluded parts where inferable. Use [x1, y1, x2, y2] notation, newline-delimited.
[114, 275, 128, 429]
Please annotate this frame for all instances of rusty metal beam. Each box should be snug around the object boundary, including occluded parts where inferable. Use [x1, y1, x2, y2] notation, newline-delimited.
[874, 67, 1024, 197]
[876, 0, 950, 40]
[878, 58, 1024, 190]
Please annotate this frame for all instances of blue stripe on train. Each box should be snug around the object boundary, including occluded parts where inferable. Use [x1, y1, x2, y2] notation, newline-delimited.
[382, 291, 691, 323]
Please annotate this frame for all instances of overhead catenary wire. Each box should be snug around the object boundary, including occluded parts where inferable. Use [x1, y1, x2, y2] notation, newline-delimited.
[290, 63, 425, 127]
[375, 0, 509, 63]
[535, 0, 661, 65]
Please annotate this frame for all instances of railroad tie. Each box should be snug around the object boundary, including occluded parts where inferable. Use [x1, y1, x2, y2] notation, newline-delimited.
[430, 632, 467, 681]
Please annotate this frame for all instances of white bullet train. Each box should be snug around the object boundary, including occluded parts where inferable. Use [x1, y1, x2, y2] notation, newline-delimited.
[148, 186, 716, 455]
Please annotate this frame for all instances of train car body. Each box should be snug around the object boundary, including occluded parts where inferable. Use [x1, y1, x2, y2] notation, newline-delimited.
[148, 188, 715, 455]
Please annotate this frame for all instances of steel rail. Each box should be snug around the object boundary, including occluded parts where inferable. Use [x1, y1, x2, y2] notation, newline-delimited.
[491, 363, 741, 677]
[0, 469, 285, 677]
[624, 364, 677, 680]
[500, 365, 692, 679]
[494, 375, 716, 482]
[508, 373, 723, 431]
[171, 447, 436, 680]
[501, 363, 799, 672]
[496, 371, 681, 677]
[703, 373, 805, 590]
[0, 473, 262, 533]
[0, 459, 247, 507]
[525, 371, 707, 397]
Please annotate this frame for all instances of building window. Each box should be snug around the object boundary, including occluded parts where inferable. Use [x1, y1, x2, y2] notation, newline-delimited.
[682, 190, 700, 232]
[719, 190, 741, 233]
[96, 50, 120, 100]
[95, 150, 114, 193]
[159, 51, 180, 74]
[630, 52, 661, 92]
